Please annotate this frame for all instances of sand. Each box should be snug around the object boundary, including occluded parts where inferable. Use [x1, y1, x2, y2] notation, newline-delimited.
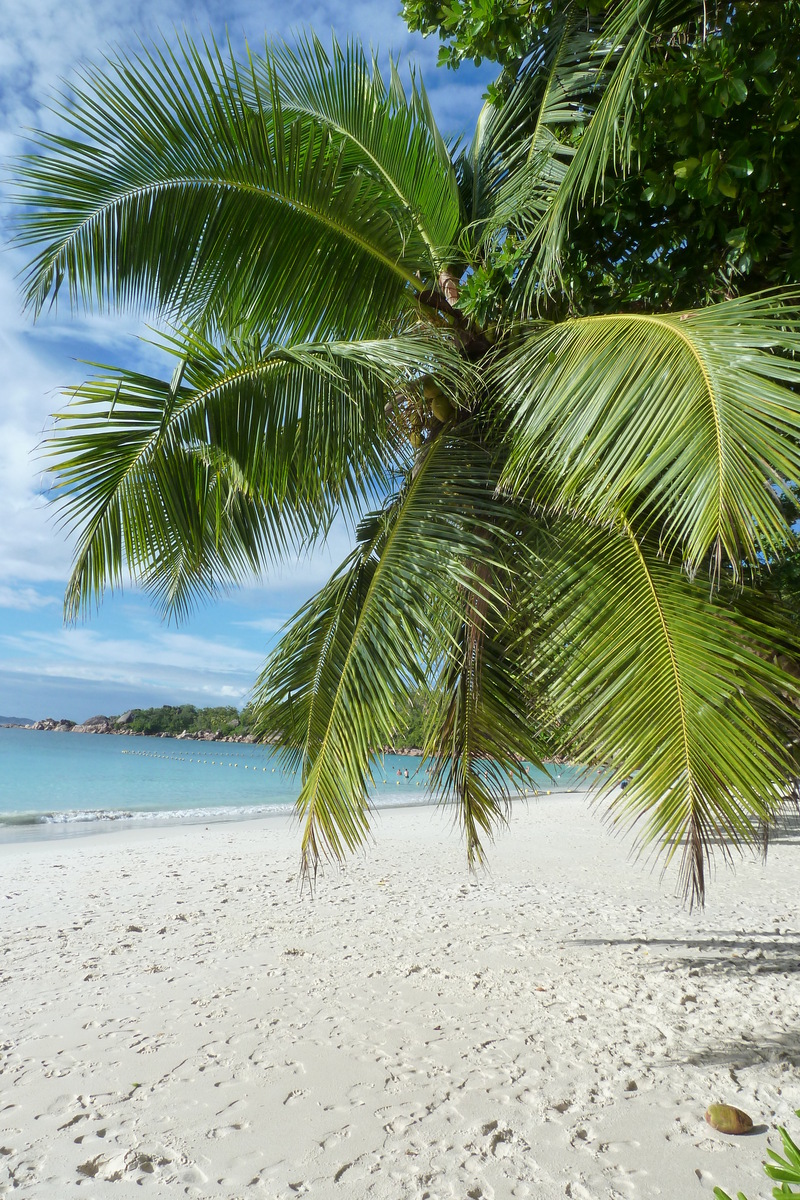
[0, 792, 798, 1199]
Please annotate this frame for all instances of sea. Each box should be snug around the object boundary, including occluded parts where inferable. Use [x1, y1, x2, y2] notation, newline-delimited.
[0, 726, 592, 842]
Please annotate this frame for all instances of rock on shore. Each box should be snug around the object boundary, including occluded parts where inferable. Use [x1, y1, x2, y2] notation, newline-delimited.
[25, 714, 257, 743]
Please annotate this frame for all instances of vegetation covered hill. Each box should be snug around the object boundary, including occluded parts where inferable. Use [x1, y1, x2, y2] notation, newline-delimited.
[97, 697, 434, 747]
[127, 704, 251, 737]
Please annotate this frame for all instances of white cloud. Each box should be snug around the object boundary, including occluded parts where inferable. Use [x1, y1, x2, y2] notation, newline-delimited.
[0, 624, 262, 697]
[235, 615, 288, 633]
[0, 584, 58, 610]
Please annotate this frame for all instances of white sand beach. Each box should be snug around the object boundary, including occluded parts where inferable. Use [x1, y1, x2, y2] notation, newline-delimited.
[1, 792, 798, 1199]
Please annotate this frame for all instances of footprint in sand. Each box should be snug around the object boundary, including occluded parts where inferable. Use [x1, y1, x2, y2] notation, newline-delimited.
[597, 1139, 641, 1155]
[206, 1122, 246, 1139]
[480, 1119, 520, 1158]
[76, 1156, 103, 1177]
[564, 1183, 595, 1200]
[57, 1113, 89, 1131]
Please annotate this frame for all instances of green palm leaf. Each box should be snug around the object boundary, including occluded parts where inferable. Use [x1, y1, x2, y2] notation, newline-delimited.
[498, 293, 800, 577]
[425, 556, 547, 864]
[15, 24, 800, 902]
[533, 515, 800, 905]
[524, 0, 701, 288]
[259, 34, 461, 265]
[49, 327, 466, 620]
[14, 35, 431, 339]
[252, 431, 512, 876]
[465, 15, 608, 245]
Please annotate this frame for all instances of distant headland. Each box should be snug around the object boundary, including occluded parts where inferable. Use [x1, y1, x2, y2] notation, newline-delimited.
[6, 703, 426, 755]
[13, 705, 259, 744]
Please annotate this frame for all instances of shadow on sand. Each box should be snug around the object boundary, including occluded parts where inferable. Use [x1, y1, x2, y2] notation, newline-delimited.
[574, 929, 800, 1068]
[685, 1026, 800, 1069]
[764, 806, 800, 845]
[573, 933, 800, 974]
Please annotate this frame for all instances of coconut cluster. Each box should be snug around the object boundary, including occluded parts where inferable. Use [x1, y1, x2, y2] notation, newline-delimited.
[385, 374, 455, 449]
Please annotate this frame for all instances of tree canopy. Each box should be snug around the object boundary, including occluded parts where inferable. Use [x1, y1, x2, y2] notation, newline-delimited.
[405, 0, 800, 314]
[12, 13, 800, 904]
[127, 705, 243, 736]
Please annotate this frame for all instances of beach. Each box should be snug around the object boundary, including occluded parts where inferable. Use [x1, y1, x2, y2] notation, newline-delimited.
[1, 793, 798, 1199]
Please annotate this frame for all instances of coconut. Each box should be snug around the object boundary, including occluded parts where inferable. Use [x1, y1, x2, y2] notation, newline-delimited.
[431, 393, 453, 422]
[409, 430, 423, 449]
[422, 376, 439, 401]
[704, 1104, 753, 1135]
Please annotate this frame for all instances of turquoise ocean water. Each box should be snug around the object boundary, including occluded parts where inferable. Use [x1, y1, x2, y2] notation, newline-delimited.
[0, 726, 591, 841]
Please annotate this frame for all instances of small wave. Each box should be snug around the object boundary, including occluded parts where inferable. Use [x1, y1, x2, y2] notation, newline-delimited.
[0, 780, 590, 833]
[0, 811, 56, 827]
[0, 802, 296, 827]
[0, 795, 432, 830]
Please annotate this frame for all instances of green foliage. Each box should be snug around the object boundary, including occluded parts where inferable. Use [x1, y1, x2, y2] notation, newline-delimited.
[392, 691, 429, 748]
[407, 0, 800, 313]
[528, 517, 799, 905]
[13, 24, 800, 898]
[459, 236, 527, 325]
[714, 1109, 800, 1200]
[46, 328, 445, 620]
[129, 705, 243, 735]
[402, 0, 603, 70]
[404, 0, 531, 71]
[565, 1, 800, 310]
[498, 297, 800, 575]
[764, 550, 800, 626]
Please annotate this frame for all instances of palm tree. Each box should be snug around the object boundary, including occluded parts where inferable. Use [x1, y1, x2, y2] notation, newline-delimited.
[14, 12, 800, 904]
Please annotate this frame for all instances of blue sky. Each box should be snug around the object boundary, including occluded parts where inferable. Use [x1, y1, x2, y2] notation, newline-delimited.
[0, 0, 493, 721]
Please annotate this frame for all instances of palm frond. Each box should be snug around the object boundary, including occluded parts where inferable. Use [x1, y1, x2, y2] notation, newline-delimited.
[532, 515, 800, 905]
[251, 431, 512, 877]
[258, 33, 461, 266]
[498, 292, 800, 578]
[49, 327, 467, 620]
[13, 34, 430, 339]
[522, 0, 701, 290]
[425, 550, 547, 865]
[465, 15, 609, 244]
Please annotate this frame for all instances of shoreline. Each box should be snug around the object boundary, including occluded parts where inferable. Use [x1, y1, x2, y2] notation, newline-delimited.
[0, 783, 582, 845]
[6, 721, 419, 752]
[2, 795, 798, 1198]
[0, 725, 589, 844]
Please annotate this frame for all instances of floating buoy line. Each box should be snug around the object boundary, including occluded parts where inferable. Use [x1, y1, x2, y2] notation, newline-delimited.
[120, 747, 279, 773]
[118, 748, 550, 795]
